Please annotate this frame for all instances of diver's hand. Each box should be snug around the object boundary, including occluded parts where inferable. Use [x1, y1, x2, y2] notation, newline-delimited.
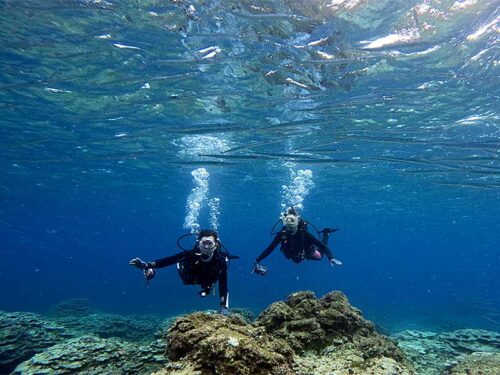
[329, 258, 342, 267]
[143, 268, 155, 281]
[252, 262, 268, 276]
[199, 289, 210, 297]
[129, 257, 149, 270]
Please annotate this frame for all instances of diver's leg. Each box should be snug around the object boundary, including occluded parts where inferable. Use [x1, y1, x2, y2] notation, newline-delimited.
[321, 231, 330, 246]
[308, 245, 322, 261]
[312, 229, 336, 259]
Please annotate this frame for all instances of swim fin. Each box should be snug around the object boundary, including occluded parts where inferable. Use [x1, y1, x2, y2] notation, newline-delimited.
[320, 227, 339, 234]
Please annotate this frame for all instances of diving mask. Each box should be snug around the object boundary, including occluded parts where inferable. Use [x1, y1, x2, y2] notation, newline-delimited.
[198, 236, 217, 262]
[282, 214, 299, 231]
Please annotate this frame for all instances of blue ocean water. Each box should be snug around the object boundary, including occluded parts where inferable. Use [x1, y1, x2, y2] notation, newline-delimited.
[0, 0, 498, 334]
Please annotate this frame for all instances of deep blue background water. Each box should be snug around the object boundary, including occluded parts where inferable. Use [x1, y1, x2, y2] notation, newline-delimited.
[0, 0, 499, 333]
[1, 165, 498, 332]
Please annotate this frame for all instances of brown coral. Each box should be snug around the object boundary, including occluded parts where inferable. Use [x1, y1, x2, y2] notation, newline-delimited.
[159, 291, 414, 375]
[164, 312, 295, 375]
[256, 291, 390, 356]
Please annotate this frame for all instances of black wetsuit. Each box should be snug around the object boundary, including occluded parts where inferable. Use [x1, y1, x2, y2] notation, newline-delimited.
[152, 248, 229, 308]
[256, 225, 334, 264]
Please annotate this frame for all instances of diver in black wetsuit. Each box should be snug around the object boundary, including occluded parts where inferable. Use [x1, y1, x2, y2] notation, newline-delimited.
[129, 229, 232, 315]
[252, 208, 342, 276]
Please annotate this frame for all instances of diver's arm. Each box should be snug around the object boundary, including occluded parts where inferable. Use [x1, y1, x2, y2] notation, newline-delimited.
[150, 251, 186, 269]
[308, 233, 334, 260]
[218, 260, 229, 309]
[255, 233, 282, 263]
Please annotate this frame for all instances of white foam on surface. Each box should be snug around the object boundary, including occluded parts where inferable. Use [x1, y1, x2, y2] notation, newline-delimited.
[451, 0, 478, 11]
[174, 135, 233, 158]
[361, 28, 420, 50]
[327, 0, 362, 11]
[466, 17, 499, 41]
[113, 43, 141, 50]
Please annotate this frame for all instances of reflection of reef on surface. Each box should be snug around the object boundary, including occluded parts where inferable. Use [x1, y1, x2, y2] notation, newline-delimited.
[1, 292, 499, 375]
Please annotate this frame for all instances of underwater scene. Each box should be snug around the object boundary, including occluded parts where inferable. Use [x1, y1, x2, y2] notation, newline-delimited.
[0, 0, 499, 374]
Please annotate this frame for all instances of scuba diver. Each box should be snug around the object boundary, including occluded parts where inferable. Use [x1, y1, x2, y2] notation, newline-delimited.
[252, 207, 342, 276]
[129, 229, 237, 315]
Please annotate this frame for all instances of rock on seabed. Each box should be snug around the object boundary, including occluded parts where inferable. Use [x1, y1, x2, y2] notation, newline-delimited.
[394, 329, 500, 375]
[155, 290, 415, 375]
[0, 311, 75, 373]
[12, 335, 167, 375]
[4, 292, 499, 375]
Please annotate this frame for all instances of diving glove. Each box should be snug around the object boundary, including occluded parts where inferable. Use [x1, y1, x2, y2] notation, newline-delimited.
[252, 262, 268, 276]
[143, 268, 155, 281]
[129, 257, 150, 270]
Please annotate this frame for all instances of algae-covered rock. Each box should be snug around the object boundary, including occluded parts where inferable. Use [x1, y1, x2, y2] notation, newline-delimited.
[257, 291, 392, 354]
[441, 352, 500, 375]
[155, 291, 413, 375]
[254, 290, 413, 374]
[294, 351, 414, 375]
[0, 311, 76, 373]
[229, 307, 257, 323]
[162, 312, 295, 375]
[13, 334, 168, 375]
[2, 291, 420, 375]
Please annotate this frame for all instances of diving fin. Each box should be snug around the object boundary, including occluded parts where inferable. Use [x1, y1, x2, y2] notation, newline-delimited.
[321, 227, 339, 234]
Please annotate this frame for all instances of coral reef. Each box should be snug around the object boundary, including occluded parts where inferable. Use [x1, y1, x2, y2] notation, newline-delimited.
[394, 329, 500, 375]
[441, 352, 500, 375]
[5, 292, 498, 375]
[1, 299, 169, 374]
[156, 291, 414, 375]
[229, 307, 257, 323]
[256, 291, 413, 375]
[47, 298, 97, 318]
[0, 311, 76, 373]
[161, 312, 295, 375]
[256, 291, 379, 352]
[13, 334, 167, 375]
[53, 312, 165, 342]
[47, 298, 165, 342]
